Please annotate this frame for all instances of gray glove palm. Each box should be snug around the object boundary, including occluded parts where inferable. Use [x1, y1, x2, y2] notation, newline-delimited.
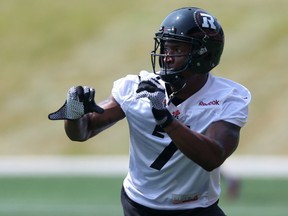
[136, 78, 173, 128]
[48, 86, 104, 120]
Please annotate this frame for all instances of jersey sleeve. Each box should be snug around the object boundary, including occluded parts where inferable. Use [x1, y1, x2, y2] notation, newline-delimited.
[220, 87, 251, 127]
[111, 75, 138, 111]
[111, 71, 153, 112]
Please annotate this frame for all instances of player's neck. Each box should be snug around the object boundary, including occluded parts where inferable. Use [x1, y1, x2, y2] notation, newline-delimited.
[173, 73, 208, 100]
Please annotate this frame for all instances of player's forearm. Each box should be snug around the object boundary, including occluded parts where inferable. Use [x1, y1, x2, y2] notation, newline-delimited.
[64, 108, 124, 141]
[64, 115, 91, 141]
[165, 120, 226, 171]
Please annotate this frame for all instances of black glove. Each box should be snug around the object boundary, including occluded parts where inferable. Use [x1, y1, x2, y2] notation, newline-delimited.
[48, 86, 104, 120]
[136, 78, 173, 128]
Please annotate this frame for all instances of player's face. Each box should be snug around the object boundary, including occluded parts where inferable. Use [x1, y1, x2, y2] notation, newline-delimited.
[161, 40, 192, 72]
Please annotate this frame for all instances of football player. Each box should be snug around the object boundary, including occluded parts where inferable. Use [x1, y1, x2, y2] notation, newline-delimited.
[49, 7, 251, 216]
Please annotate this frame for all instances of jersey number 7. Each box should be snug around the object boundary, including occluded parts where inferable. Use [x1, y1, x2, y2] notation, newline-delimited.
[149, 125, 172, 170]
[150, 124, 190, 170]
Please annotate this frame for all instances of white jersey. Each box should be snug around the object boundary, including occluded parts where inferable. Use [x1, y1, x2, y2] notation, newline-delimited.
[112, 70, 251, 210]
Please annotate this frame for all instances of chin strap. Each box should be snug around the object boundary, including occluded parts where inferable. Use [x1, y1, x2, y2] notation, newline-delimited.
[165, 76, 187, 105]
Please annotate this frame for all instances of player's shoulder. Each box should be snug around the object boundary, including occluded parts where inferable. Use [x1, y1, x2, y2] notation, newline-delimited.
[117, 70, 156, 83]
[209, 74, 251, 106]
[112, 70, 156, 102]
[211, 74, 250, 94]
[139, 70, 157, 80]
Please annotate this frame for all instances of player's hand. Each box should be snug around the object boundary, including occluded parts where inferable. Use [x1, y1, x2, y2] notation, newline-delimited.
[136, 78, 173, 128]
[48, 86, 104, 120]
[136, 77, 166, 110]
[66, 86, 104, 119]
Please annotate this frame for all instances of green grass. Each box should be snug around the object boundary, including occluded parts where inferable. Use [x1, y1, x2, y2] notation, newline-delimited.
[0, 176, 287, 216]
[221, 178, 288, 216]
[0, 176, 124, 216]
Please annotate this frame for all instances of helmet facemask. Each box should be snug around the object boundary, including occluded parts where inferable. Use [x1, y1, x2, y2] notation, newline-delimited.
[151, 32, 204, 94]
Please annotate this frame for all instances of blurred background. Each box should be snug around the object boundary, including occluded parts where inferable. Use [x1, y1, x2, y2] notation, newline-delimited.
[1, 0, 288, 156]
[0, 0, 287, 215]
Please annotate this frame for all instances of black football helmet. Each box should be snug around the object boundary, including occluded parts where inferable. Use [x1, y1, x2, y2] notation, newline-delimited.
[151, 7, 224, 84]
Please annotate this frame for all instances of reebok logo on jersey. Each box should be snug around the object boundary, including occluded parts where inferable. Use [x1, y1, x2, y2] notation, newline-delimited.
[198, 99, 220, 106]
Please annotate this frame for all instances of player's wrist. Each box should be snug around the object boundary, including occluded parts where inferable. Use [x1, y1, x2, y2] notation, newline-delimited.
[152, 108, 174, 128]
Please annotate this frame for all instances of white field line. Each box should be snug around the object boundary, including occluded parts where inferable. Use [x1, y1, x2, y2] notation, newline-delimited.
[221, 155, 288, 178]
[0, 155, 287, 178]
[0, 155, 128, 177]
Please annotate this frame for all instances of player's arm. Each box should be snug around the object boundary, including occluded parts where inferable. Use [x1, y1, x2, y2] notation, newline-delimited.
[64, 95, 125, 141]
[48, 86, 125, 142]
[164, 119, 240, 171]
[136, 77, 240, 171]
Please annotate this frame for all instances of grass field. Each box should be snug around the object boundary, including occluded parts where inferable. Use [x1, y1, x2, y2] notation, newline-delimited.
[0, 176, 287, 216]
